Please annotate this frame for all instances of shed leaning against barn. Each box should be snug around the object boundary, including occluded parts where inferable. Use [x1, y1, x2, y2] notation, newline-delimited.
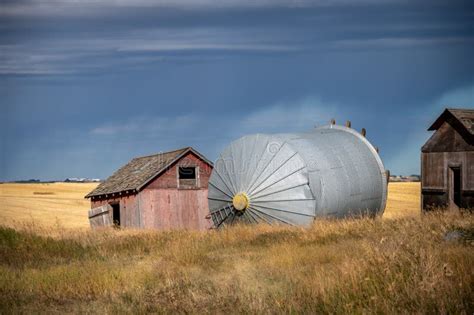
[421, 108, 474, 211]
[85, 147, 213, 230]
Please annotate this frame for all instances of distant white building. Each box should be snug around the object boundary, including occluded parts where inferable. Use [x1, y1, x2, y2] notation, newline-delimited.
[64, 178, 101, 183]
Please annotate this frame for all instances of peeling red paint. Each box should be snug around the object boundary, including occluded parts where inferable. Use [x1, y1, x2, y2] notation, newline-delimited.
[90, 151, 212, 230]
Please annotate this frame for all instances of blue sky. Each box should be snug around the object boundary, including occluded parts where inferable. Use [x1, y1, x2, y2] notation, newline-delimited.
[1, 0, 473, 181]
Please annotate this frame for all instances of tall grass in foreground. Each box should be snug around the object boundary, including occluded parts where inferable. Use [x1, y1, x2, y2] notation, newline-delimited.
[0, 213, 472, 314]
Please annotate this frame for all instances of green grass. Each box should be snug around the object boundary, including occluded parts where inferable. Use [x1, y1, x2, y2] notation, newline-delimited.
[0, 213, 473, 314]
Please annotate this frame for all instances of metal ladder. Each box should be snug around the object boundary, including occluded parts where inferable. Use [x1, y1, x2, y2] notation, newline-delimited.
[209, 204, 234, 228]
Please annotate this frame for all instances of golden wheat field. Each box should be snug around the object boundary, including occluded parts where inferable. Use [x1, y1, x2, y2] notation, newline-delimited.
[0, 182, 472, 313]
[0, 182, 420, 229]
[0, 182, 97, 229]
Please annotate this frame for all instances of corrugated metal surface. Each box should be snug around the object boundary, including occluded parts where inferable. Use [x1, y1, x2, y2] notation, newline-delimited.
[208, 124, 387, 227]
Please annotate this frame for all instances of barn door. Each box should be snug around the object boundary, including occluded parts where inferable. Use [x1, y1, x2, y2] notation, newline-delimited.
[112, 203, 121, 226]
[88, 204, 113, 228]
[449, 166, 462, 209]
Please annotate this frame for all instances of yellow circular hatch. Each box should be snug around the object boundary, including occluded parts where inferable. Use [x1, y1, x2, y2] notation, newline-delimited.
[232, 192, 249, 211]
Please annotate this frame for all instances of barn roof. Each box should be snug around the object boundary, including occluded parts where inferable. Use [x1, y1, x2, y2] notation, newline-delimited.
[428, 108, 474, 135]
[85, 147, 212, 198]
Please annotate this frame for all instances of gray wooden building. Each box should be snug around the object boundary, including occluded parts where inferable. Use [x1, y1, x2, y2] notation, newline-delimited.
[421, 108, 474, 210]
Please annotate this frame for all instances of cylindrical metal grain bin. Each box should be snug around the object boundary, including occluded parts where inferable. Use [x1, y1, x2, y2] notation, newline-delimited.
[208, 125, 387, 227]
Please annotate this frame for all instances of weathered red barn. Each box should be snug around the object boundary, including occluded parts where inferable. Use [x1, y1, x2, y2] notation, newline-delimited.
[85, 147, 213, 230]
[421, 108, 474, 211]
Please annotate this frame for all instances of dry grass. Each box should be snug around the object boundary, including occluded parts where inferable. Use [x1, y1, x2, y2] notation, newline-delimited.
[0, 214, 472, 313]
[0, 182, 472, 313]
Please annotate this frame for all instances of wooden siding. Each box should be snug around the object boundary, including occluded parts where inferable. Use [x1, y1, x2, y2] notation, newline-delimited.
[91, 194, 140, 228]
[422, 120, 473, 153]
[422, 151, 474, 208]
[421, 118, 474, 210]
[422, 152, 445, 189]
[89, 151, 212, 230]
[139, 189, 211, 230]
[140, 151, 212, 229]
[144, 152, 212, 190]
[88, 204, 113, 228]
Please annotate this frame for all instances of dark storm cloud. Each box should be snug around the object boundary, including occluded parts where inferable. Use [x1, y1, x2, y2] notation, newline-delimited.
[1, 0, 473, 75]
[1, 0, 473, 180]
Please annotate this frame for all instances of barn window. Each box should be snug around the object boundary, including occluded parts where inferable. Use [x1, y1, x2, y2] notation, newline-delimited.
[179, 167, 196, 179]
[178, 167, 198, 188]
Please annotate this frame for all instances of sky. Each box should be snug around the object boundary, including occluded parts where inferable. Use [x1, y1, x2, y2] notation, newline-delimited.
[1, 0, 473, 181]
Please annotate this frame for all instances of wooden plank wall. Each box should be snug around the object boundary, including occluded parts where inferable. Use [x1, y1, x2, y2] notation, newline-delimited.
[89, 151, 213, 230]
[422, 151, 474, 209]
[421, 152, 445, 189]
[139, 189, 211, 230]
[422, 152, 474, 190]
[91, 194, 139, 228]
[140, 151, 212, 230]
[88, 204, 113, 228]
[421, 118, 474, 210]
[422, 120, 474, 153]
